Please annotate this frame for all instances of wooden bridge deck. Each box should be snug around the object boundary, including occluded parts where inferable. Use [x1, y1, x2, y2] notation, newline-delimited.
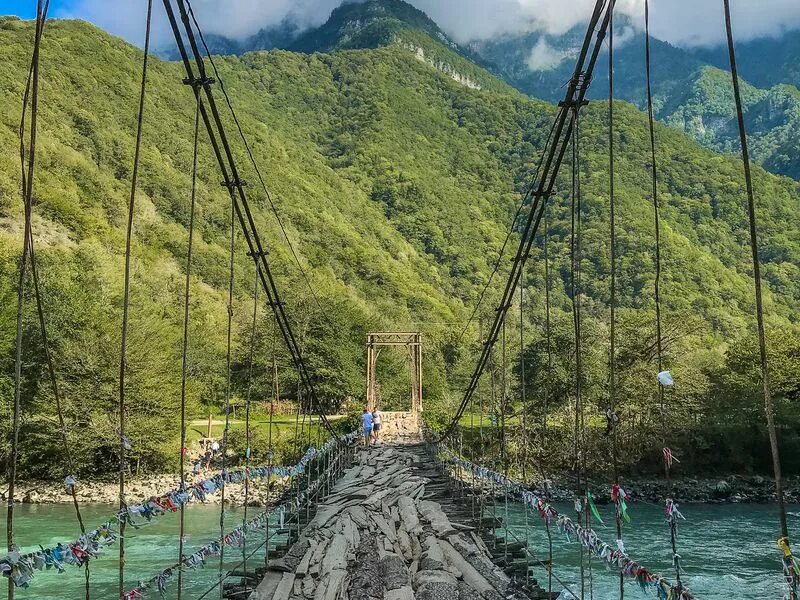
[246, 438, 551, 600]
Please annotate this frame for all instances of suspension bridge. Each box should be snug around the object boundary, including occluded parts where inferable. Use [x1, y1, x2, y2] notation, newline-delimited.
[3, 0, 797, 599]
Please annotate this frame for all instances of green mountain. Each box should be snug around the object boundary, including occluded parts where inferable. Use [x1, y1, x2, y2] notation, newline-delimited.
[470, 21, 800, 180]
[691, 29, 800, 89]
[289, 0, 452, 53]
[193, 1, 800, 181]
[1, 14, 799, 477]
[659, 66, 800, 180]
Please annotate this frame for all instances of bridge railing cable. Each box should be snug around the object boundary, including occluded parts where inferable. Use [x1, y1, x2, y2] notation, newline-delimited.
[121, 431, 359, 599]
[0, 452, 327, 590]
[444, 453, 696, 600]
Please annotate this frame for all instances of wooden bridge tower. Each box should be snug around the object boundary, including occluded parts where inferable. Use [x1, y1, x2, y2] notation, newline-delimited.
[365, 332, 422, 414]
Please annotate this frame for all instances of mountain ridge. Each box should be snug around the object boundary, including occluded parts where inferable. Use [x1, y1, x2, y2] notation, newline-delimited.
[471, 20, 800, 181]
[187, 1, 800, 181]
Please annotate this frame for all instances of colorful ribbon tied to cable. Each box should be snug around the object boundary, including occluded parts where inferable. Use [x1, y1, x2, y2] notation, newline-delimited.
[446, 454, 696, 600]
[0, 432, 359, 590]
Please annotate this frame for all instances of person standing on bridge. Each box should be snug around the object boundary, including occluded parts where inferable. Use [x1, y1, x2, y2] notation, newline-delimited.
[372, 409, 382, 444]
[362, 408, 374, 447]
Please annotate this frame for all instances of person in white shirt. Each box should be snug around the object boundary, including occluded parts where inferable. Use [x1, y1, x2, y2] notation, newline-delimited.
[372, 410, 382, 443]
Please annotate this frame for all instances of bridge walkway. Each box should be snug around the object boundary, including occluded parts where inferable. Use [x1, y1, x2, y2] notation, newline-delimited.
[247, 434, 550, 600]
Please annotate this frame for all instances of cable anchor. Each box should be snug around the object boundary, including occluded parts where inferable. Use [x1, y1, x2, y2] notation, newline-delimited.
[182, 75, 215, 88]
[558, 98, 590, 108]
[220, 179, 247, 190]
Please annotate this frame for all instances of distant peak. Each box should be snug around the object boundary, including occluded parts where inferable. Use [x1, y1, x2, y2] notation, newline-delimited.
[289, 0, 452, 54]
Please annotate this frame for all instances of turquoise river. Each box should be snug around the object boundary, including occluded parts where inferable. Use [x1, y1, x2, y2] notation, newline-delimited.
[1, 501, 796, 599]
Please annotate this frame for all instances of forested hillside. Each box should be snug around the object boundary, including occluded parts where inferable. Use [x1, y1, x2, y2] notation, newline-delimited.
[190, 0, 800, 182]
[1, 15, 798, 478]
[471, 19, 800, 180]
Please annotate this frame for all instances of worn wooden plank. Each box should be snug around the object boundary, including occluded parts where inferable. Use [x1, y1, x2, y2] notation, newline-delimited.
[438, 539, 494, 594]
[273, 573, 297, 600]
[372, 513, 397, 543]
[385, 585, 415, 600]
[417, 501, 456, 537]
[322, 533, 349, 574]
[396, 526, 413, 561]
[295, 542, 316, 578]
[249, 570, 284, 600]
[396, 496, 422, 535]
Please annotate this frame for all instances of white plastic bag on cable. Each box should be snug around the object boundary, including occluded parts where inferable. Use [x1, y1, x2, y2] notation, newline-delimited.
[658, 370, 674, 386]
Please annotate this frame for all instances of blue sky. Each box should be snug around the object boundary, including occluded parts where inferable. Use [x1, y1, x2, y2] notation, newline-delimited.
[5, 1, 800, 48]
[5, 1, 65, 19]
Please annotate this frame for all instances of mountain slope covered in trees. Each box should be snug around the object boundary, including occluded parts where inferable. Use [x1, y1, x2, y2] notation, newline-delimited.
[183, 0, 800, 181]
[0, 14, 799, 478]
[470, 19, 800, 180]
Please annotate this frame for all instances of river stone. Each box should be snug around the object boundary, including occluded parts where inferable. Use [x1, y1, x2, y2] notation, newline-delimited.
[415, 582, 459, 600]
[349, 533, 383, 600]
[381, 553, 411, 590]
[411, 570, 457, 591]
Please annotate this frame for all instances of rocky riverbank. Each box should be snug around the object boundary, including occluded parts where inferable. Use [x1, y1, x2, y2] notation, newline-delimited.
[541, 473, 800, 505]
[4, 472, 800, 507]
[1, 473, 280, 507]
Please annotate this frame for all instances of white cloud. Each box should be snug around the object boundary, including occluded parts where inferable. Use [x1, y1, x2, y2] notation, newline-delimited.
[526, 38, 572, 71]
[55, 0, 800, 49]
[56, 0, 348, 47]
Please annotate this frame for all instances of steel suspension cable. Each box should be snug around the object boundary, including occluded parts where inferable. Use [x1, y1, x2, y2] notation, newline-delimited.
[242, 260, 260, 584]
[9, 4, 47, 599]
[218, 174, 237, 599]
[19, 27, 92, 594]
[118, 1, 153, 594]
[453, 115, 560, 348]
[184, 0, 334, 328]
[437, 0, 613, 442]
[501, 321, 507, 468]
[519, 266, 527, 481]
[644, 0, 666, 472]
[265, 319, 278, 569]
[570, 106, 587, 600]
[478, 319, 486, 536]
[27, 241, 92, 599]
[608, 4, 624, 598]
[176, 86, 202, 600]
[722, 3, 794, 597]
[21, 6, 90, 596]
[543, 204, 553, 441]
[541, 202, 554, 600]
[644, 1, 682, 591]
[501, 320, 510, 559]
[163, 0, 337, 437]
